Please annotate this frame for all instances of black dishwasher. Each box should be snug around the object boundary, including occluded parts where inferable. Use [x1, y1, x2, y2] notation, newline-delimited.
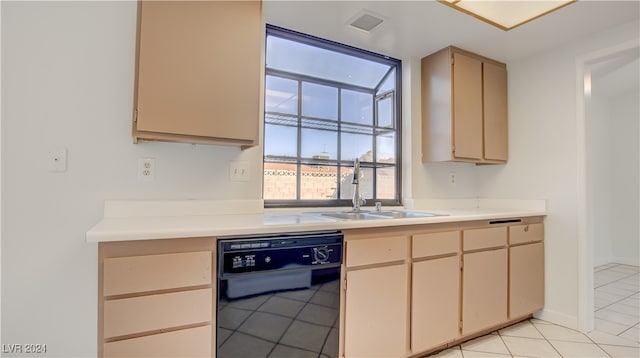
[216, 231, 343, 358]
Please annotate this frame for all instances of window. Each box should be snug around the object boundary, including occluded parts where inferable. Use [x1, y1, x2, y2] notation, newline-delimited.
[263, 25, 402, 207]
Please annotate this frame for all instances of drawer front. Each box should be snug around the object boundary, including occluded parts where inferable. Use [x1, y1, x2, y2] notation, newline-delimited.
[412, 231, 460, 259]
[103, 251, 212, 296]
[346, 235, 407, 267]
[463, 227, 507, 251]
[103, 325, 211, 358]
[509, 223, 544, 245]
[104, 288, 212, 339]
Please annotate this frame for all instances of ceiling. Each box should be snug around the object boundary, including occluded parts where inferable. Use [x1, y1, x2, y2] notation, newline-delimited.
[263, 0, 640, 63]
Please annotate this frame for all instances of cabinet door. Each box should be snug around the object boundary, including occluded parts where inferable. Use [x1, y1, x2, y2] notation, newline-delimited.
[135, 1, 260, 143]
[483, 61, 508, 161]
[344, 264, 408, 358]
[510, 242, 544, 318]
[412, 256, 460, 353]
[452, 52, 483, 161]
[462, 248, 507, 335]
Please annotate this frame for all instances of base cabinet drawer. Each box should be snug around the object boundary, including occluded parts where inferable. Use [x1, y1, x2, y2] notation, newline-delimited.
[509, 223, 544, 245]
[103, 251, 212, 296]
[346, 235, 407, 267]
[103, 325, 212, 358]
[463, 227, 507, 251]
[412, 231, 459, 258]
[104, 288, 212, 339]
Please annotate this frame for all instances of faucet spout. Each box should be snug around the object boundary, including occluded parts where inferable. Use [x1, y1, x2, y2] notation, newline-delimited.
[352, 158, 365, 211]
[352, 158, 360, 185]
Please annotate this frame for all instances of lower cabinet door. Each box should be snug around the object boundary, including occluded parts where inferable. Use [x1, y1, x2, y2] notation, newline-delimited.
[412, 255, 460, 353]
[462, 248, 507, 335]
[344, 264, 408, 358]
[510, 242, 544, 318]
[103, 325, 211, 357]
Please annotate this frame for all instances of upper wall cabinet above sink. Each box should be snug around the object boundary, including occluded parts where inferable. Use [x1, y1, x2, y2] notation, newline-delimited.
[421, 46, 508, 164]
[132, 1, 262, 148]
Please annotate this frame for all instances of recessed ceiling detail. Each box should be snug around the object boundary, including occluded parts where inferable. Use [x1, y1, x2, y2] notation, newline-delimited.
[439, 0, 576, 31]
[349, 13, 384, 32]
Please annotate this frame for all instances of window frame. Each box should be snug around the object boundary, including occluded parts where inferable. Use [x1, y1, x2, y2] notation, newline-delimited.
[263, 24, 402, 208]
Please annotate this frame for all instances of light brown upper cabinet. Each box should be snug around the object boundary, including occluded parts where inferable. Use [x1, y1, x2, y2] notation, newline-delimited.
[421, 46, 508, 163]
[132, 1, 262, 148]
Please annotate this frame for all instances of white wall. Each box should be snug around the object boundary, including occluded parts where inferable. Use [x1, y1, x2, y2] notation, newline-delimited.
[608, 90, 639, 265]
[589, 94, 615, 267]
[477, 20, 640, 328]
[589, 89, 639, 267]
[2, 1, 639, 355]
[1, 2, 261, 356]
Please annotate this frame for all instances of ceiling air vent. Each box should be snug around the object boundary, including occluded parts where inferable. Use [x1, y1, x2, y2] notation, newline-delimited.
[349, 13, 384, 32]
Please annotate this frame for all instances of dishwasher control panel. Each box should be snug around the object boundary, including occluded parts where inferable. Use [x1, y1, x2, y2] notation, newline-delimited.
[218, 231, 343, 276]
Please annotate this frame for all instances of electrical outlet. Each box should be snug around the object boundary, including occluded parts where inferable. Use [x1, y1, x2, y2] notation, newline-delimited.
[138, 158, 155, 181]
[230, 161, 250, 182]
[449, 172, 456, 185]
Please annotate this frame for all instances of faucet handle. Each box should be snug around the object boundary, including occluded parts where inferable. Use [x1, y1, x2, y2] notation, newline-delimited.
[375, 201, 382, 212]
[358, 195, 366, 206]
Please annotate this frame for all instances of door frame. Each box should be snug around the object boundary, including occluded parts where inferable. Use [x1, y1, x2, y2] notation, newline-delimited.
[575, 39, 640, 332]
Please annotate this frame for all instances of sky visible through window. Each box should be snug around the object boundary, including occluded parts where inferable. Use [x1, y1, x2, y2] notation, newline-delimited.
[263, 26, 401, 205]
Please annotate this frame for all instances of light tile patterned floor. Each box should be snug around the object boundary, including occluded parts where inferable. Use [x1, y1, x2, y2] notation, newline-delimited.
[430, 264, 639, 358]
[594, 263, 640, 342]
[430, 319, 639, 358]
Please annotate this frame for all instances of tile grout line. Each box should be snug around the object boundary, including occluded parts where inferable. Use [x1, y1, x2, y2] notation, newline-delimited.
[594, 266, 640, 340]
[594, 270, 640, 289]
[496, 329, 515, 357]
[530, 319, 571, 358]
[616, 320, 640, 336]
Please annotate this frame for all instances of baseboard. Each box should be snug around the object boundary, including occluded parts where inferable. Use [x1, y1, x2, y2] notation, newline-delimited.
[610, 257, 640, 266]
[594, 257, 613, 268]
[534, 308, 579, 331]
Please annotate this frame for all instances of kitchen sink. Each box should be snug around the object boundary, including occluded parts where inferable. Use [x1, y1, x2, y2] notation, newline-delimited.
[371, 210, 441, 219]
[320, 211, 380, 220]
[319, 210, 445, 220]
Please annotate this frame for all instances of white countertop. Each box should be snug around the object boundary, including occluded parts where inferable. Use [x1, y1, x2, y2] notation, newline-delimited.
[85, 199, 546, 243]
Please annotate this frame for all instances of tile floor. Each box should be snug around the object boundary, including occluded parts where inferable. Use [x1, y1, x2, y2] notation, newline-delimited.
[594, 263, 640, 342]
[430, 319, 639, 358]
[431, 263, 640, 358]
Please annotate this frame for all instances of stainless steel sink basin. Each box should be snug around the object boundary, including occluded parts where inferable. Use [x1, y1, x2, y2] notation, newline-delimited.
[370, 210, 440, 219]
[319, 210, 445, 220]
[320, 211, 379, 220]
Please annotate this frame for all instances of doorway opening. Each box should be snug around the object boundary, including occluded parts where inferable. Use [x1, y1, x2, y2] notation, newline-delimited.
[577, 40, 639, 340]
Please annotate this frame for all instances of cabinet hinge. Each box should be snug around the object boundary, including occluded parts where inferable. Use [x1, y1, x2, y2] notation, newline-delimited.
[343, 277, 347, 291]
[452, 145, 456, 154]
[460, 259, 464, 269]
[133, 109, 138, 123]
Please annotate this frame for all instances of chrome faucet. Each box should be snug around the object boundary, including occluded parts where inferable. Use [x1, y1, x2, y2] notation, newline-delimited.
[352, 158, 365, 212]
